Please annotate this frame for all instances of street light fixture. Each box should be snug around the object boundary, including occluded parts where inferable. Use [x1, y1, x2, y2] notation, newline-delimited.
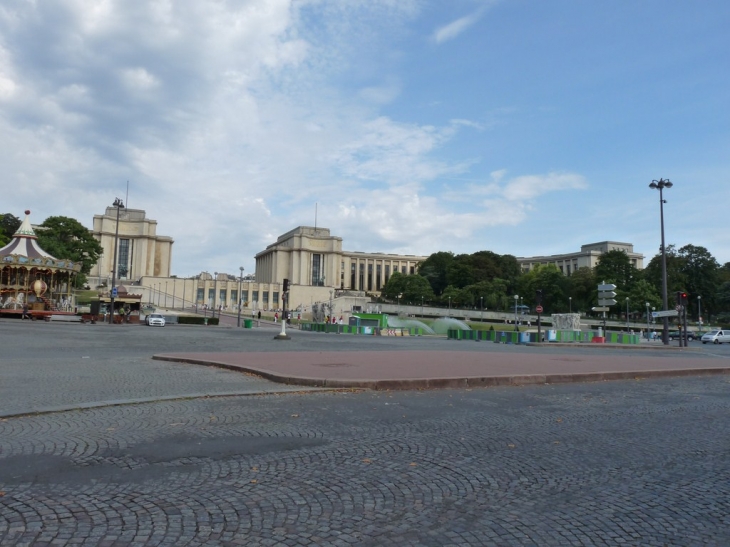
[448, 296, 451, 316]
[625, 297, 630, 332]
[645, 302, 650, 339]
[109, 197, 124, 324]
[480, 296, 484, 322]
[421, 295, 424, 316]
[213, 272, 218, 319]
[514, 294, 519, 328]
[569, 296, 572, 314]
[237, 267, 244, 327]
[649, 178, 673, 345]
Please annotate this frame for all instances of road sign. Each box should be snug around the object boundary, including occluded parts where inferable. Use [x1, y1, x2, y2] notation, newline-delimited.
[592, 306, 609, 312]
[597, 282, 617, 306]
[111, 287, 118, 297]
[652, 310, 678, 318]
[597, 283, 617, 291]
[535, 305, 543, 314]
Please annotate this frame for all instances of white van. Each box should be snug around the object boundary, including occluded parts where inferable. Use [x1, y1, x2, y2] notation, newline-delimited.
[701, 330, 730, 344]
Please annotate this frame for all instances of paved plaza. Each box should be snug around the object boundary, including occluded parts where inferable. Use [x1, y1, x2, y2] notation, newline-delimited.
[1, 321, 730, 545]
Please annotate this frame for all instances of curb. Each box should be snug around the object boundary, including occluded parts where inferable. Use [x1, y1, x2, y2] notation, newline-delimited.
[0, 388, 332, 420]
[152, 354, 730, 391]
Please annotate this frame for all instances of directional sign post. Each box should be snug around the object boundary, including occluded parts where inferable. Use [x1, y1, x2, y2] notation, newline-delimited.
[597, 282, 617, 307]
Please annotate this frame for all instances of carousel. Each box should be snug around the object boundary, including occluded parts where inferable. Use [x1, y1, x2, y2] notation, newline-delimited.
[0, 210, 82, 319]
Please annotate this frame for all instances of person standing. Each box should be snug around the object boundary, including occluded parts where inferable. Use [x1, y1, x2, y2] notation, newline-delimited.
[21, 301, 30, 320]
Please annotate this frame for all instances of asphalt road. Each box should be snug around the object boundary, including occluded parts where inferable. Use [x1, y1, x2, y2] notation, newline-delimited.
[1, 321, 730, 546]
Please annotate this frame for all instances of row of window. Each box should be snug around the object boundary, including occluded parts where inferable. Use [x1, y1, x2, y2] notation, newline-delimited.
[196, 288, 279, 305]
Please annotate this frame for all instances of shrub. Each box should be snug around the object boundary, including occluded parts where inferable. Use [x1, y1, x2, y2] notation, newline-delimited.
[177, 316, 219, 325]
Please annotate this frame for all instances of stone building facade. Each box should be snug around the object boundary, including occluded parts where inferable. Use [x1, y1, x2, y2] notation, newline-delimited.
[89, 207, 173, 287]
[517, 241, 644, 275]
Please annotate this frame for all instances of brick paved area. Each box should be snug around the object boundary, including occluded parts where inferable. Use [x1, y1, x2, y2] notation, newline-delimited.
[1, 377, 729, 546]
[2, 321, 730, 545]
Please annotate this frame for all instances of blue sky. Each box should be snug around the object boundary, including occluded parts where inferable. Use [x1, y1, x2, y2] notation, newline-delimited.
[1, 0, 728, 277]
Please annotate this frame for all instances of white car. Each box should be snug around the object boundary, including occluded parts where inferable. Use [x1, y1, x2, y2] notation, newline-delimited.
[701, 330, 730, 344]
[146, 313, 166, 327]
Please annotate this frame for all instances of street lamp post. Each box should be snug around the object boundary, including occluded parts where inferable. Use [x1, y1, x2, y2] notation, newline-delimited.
[421, 296, 424, 316]
[165, 281, 168, 308]
[514, 294, 519, 329]
[649, 178, 673, 345]
[625, 297, 630, 332]
[697, 295, 702, 330]
[448, 296, 451, 316]
[109, 197, 124, 324]
[212, 272, 217, 319]
[645, 302, 651, 339]
[569, 296, 572, 314]
[520, 297, 524, 325]
[237, 267, 244, 327]
[480, 296, 483, 322]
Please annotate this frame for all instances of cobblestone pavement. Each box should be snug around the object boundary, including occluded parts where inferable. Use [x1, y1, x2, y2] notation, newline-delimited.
[0, 322, 327, 417]
[2, 373, 730, 546]
[2, 321, 730, 545]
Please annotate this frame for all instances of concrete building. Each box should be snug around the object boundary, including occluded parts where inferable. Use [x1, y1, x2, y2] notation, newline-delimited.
[255, 226, 426, 292]
[517, 241, 644, 276]
[89, 207, 173, 287]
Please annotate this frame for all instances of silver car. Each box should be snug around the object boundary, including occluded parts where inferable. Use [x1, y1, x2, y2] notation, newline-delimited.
[146, 313, 166, 327]
[701, 330, 730, 344]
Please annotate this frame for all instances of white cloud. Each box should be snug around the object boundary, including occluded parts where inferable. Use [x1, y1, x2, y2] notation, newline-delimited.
[433, 1, 500, 44]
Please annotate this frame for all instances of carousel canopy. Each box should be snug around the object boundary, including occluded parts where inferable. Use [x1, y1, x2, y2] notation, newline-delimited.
[0, 210, 81, 272]
[0, 210, 56, 259]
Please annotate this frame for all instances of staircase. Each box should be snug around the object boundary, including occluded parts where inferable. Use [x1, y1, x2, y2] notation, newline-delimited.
[38, 296, 60, 311]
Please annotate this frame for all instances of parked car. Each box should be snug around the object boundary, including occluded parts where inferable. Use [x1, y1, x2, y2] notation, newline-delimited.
[667, 330, 696, 341]
[701, 330, 730, 344]
[146, 313, 166, 327]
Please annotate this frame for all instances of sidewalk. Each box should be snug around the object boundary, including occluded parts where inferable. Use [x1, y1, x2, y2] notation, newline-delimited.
[154, 348, 730, 390]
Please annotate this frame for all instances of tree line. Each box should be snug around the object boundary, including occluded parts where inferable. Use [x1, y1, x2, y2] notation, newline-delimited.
[381, 246, 730, 325]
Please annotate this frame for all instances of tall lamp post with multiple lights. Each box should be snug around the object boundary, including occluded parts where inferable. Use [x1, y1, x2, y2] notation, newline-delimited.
[649, 178, 673, 345]
[237, 267, 244, 327]
[109, 197, 124, 324]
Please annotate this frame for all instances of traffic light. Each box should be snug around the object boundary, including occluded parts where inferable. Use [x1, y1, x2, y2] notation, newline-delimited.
[535, 289, 543, 304]
[283, 278, 290, 292]
[680, 292, 688, 306]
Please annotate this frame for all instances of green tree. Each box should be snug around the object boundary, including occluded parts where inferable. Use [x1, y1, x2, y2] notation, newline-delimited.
[35, 216, 103, 286]
[565, 266, 596, 314]
[643, 245, 687, 299]
[595, 249, 639, 290]
[517, 264, 567, 314]
[717, 282, 730, 313]
[677, 244, 720, 318]
[445, 256, 476, 289]
[417, 251, 453, 296]
[0, 213, 21, 247]
[382, 272, 434, 304]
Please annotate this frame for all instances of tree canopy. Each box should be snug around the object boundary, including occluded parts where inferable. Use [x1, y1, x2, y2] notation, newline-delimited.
[35, 216, 102, 278]
[0, 213, 21, 247]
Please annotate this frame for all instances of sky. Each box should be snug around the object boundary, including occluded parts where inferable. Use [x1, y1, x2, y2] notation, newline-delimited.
[1, 0, 729, 277]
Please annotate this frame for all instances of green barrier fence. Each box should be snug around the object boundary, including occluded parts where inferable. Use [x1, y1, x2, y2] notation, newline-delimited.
[447, 329, 640, 344]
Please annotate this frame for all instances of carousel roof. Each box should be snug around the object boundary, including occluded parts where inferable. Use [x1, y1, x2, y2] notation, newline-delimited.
[0, 210, 57, 260]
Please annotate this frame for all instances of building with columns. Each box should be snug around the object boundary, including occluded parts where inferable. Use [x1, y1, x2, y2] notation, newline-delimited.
[88, 207, 173, 287]
[255, 226, 426, 293]
[517, 241, 644, 276]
